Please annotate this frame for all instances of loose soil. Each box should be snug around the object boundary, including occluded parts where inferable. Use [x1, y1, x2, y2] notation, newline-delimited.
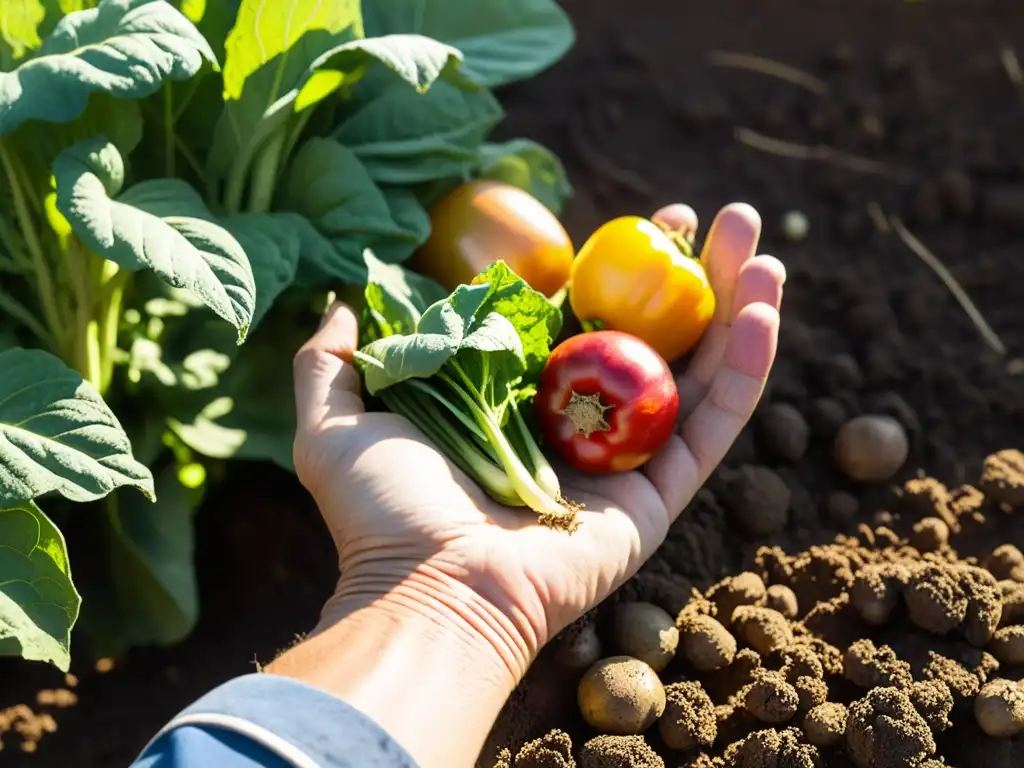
[3, 0, 1023, 765]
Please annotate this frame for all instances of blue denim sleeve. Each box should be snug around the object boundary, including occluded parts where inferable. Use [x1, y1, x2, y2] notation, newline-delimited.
[131, 673, 419, 767]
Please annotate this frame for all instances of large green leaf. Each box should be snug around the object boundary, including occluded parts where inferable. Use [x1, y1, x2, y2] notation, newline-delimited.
[363, 0, 574, 87]
[0, 500, 80, 671]
[0, 0, 46, 63]
[54, 138, 256, 341]
[475, 139, 572, 215]
[332, 74, 504, 185]
[0, 0, 217, 135]
[0, 347, 155, 505]
[221, 213, 302, 330]
[363, 250, 447, 339]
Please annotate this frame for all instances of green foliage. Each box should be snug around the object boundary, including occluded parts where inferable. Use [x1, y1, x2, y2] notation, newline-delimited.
[0, 0, 574, 669]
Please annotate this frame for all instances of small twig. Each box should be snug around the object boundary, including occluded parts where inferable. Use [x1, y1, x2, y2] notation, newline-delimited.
[888, 214, 1006, 355]
[1000, 44, 1023, 88]
[709, 51, 829, 96]
[733, 127, 915, 180]
[866, 201, 891, 233]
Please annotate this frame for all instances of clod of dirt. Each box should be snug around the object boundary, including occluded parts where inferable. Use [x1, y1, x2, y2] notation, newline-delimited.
[514, 730, 576, 768]
[922, 652, 985, 707]
[782, 645, 825, 682]
[755, 403, 810, 461]
[908, 680, 953, 732]
[851, 562, 911, 625]
[721, 465, 791, 539]
[610, 602, 679, 673]
[834, 415, 909, 483]
[979, 449, 1024, 507]
[973, 678, 1024, 738]
[844, 638, 913, 689]
[764, 584, 799, 619]
[733, 606, 793, 656]
[809, 397, 847, 438]
[803, 702, 847, 749]
[987, 625, 1024, 664]
[722, 727, 820, 768]
[657, 681, 716, 752]
[678, 614, 737, 673]
[999, 583, 1024, 627]
[744, 670, 800, 725]
[577, 657, 666, 735]
[825, 490, 859, 526]
[578, 735, 665, 768]
[985, 544, 1024, 582]
[794, 675, 828, 712]
[909, 517, 949, 553]
[708, 572, 766, 625]
[904, 563, 968, 635]
[845, 688, 936, 768]
[958, 565, 1003, 646]
[555, 615, 603, 672]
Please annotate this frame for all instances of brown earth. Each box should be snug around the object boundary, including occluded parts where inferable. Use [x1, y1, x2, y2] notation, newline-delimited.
[2, 0, 1024, 765]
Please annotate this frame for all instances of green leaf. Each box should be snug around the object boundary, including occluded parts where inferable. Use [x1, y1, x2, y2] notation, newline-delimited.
[368, 186, 432, 264]
[54, 138, 256, 342]
[0, 500, 80, 671]
[0, 0, 46, 62]
[363, 0, 574, 87]
[363, 250, 447, 339]
[332, 74, 504, 185]
[221, 213, 301, 330]
[475, 139, 573, 214]
[472, 261, 562, 377]
[0, 0, 217, 135]
[358, 332, 460, 395]
[0, 347, 155, 505]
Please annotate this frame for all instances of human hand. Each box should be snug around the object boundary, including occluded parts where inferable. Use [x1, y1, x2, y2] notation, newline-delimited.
[269, 202, 783, 768]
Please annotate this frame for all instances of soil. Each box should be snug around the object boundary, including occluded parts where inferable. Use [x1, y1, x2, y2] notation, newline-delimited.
[2, 0, 1023, 766]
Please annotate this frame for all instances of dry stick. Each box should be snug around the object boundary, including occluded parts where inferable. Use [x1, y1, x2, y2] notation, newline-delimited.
[732, 127, 915, 180]
[708, 51, 830, 96]
[888, 214, 1007, 356]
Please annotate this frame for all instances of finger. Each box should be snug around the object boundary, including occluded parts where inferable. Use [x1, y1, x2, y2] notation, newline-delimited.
[676, 254, 785, 414]
[700, 202, 762, 323]
[652, 203, 698, 238]
[677, 301, 780, 486]
[293, 302, 364, 433]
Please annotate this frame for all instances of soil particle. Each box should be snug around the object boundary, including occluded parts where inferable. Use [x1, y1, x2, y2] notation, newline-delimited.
[781, 646, 825, 683]
[793, 676, 828, 711]
[0, 704, 57, 754]
[755, 404, 810, 462]
[845, 688, 937, 768]
[908, 680, 953, 733]
[902, 478, 960, 533]
[851, 562, 911, 626]
[905, 564, 968, 635]
[678, 614, 737, 673]
[721, 466, 791, 539]
[985, 545, 1024, 583]
[578, 735, 665, 768]
[958, 565, 1003, 647]
[834, 415, 909, 483]
[909, 518, 949, 553]
[756, 545, 858, 613]
[733, 606, 793, 656]
[657, 682, 716, 752]
[825, 491, 859, 527]
[998, 584, 1024, 627]
[802, 702, 847, 749]
[973, 679, 1024, 738]
[844, 639, 914, 690]
[708, 572, 766, 625]
[722, 727, 820, 768]
[920, 651, 989, 713]
[987, 625, 1024, 664]
[979, 450, 1024, 507]
[744, 670, 800, 726]
[764, 585, 799, 620]
[514, 730, 576, 768]
[808, 397, 847, 440]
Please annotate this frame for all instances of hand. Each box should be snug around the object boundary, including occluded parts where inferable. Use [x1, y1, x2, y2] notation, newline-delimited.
[268, 202, 784, 768]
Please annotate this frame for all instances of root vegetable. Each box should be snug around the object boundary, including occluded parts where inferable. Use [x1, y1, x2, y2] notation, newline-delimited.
[974, 678, 1024, 738]
[834, 414, 909, 483]
[609, 602, 679, 673]
[988, 625, 1024, 664]
[764, 584, 799, 619]
[678, 614, 737, 672]
[733, 606, 793, 656]
[577, 656, 666, 735]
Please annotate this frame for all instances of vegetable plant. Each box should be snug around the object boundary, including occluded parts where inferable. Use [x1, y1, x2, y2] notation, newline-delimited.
[0, 0, 574, 669]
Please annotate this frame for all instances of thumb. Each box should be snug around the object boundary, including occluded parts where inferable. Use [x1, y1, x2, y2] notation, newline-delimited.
[293, 301, 364, 433]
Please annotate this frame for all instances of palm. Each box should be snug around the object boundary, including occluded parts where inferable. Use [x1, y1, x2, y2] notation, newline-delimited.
[293, 203, 783, 654]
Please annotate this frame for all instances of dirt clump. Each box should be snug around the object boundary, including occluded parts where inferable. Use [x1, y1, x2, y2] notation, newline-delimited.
[987, 625, 1024, 664]
[834, 415, 909, 483]
[657, 682, 716, 752]
[610, 603, 679, 673]
[908, 680, 953, 732]
[973, 679, 1024, 738]
[909, 517, 949, 553]
[733, 606, 793, 656]
[793, 676, 828, 711]
[985, 544, 1024, 583]
[513, 730, 576, 768]
[720, 465, 791, 539]
[851, 562, 911, 625]
[578, 735, 665, 768]
[846, 687, 936, 768]
[764, 584, 799, 619]
[708, 572, 765, 625]
[722, 727, 819, 768]
[555, 613, 603, 672]
[845, 638, 914, 689]
[979, 449, 1024, 507]
[743, 670, 800, 725]
[755, 403, 810, 461]
[904, 563, 968, 635]
[0, 704, 58, 754]
[802, 702, 847, 748]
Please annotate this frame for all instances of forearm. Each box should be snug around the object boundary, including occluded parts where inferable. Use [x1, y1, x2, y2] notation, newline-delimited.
[267, 566, 528, 768]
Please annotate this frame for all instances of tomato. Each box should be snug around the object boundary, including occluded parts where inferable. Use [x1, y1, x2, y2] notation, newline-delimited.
[569, 215, 716, 362]
[411, 180, 574, 298]
[535, 330, 680, 474]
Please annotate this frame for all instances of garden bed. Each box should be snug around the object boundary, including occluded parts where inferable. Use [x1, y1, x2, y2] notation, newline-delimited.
[3, 0, 1023, 765]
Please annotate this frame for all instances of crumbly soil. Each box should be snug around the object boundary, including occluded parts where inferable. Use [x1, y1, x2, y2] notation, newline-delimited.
[2, 0, 1023, 766]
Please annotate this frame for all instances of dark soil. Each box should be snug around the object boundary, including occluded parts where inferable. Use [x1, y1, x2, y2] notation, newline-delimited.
[3, 0, 1024, 765]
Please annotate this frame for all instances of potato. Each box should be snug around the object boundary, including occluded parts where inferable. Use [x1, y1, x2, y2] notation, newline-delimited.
[609, 602, 678, 673]
[974, 678, 1024, 738]
[554, 619, 602, 672]
[834, 414, 909, 483]
[577, 656, 666, 735]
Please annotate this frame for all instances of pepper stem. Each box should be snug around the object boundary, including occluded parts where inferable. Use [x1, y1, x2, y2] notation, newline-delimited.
[561, 390, 613, 438]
